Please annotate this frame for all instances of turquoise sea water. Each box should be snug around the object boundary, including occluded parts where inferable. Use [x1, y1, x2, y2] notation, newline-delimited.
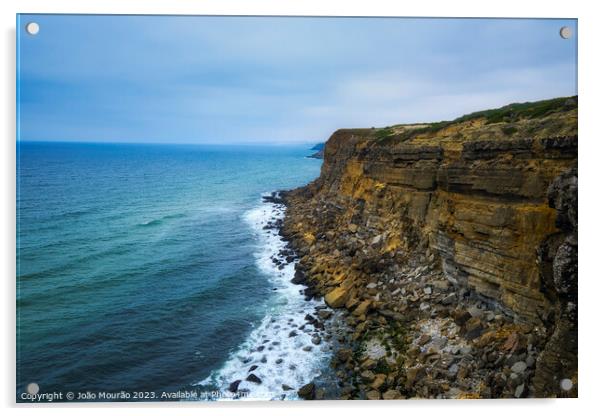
[16, 142, 322, 400]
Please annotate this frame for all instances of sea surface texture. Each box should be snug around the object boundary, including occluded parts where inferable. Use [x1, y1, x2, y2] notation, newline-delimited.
[16, 142, 322, 400]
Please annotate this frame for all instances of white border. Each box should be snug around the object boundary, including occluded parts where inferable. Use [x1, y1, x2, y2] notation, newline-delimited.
[2, 1, 600, 415]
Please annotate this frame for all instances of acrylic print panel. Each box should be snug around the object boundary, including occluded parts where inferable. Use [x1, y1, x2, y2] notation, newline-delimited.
[16, 14, 577, 402]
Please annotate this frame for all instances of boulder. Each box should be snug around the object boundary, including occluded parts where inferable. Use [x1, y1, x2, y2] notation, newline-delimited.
[353, 300, 372, 316]
[245, 373, 262, 384]
[366, 390, 381, 400]
[228, 380, 241, 393]
[297, 383, 316, 400]
[325, 286, 349, 308]
[382, 389, 403, 400]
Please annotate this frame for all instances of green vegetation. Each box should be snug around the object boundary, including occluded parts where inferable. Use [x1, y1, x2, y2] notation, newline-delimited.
[374, 127, 394, 141]
[454, 95, 577, 125]
[372, 96, 577, 144]
[501, 125, 518, 136]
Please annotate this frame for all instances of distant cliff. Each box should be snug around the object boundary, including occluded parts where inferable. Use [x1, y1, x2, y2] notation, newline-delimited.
[308, 142, 325, 159]
[282, 97, 577, 399]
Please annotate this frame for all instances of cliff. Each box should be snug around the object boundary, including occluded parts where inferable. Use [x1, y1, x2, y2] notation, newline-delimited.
[308, 143, 325, 159]
[282, 96, 577, 399]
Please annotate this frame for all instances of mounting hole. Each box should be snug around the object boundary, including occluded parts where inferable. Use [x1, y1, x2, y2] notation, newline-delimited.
[560, 378, 573, 391]
[26, 383, 39, 395]
[26, 22, 40, 36]
[559, 26, 572, 39]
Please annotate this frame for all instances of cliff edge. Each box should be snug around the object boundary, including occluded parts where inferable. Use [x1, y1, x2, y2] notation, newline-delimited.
[282, 96, 577, 399]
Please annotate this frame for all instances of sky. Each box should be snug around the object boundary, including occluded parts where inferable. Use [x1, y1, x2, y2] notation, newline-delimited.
[17, 15, 577, 144]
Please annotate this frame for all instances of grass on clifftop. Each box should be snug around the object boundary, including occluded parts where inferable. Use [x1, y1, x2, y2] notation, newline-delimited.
[373, 96, 577, 144]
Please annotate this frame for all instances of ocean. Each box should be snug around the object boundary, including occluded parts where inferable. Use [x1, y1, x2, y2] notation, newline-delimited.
[16, 141, 328, 401]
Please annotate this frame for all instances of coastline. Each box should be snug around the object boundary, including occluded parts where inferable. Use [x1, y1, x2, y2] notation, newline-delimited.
[197, 192, 349, 400]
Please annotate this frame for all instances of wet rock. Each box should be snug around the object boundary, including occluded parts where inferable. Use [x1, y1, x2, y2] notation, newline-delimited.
[315, 388, 326, 400]
[282, 384, 293, 391]
[228, 380, 242, 393]
[291, 270, 306, 284]
[298, 383, 316, 400]
[302, 345, 313, 352]
[275, 358, 283, 364]
[336, 348, 353, 362]
[318, 310, 332, 320]
[248, 365, 258, 372]
[311, 335, 322, 345]
[246, 373, 262, 384]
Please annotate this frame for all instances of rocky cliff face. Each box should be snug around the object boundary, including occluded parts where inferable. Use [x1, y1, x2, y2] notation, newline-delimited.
[282, 97, 577, 399]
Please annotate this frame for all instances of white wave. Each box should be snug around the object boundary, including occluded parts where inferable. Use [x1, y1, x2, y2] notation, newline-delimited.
[196, 197, 333, 400]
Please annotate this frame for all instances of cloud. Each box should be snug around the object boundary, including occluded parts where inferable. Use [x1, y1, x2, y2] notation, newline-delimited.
[18, 15, 577, 143]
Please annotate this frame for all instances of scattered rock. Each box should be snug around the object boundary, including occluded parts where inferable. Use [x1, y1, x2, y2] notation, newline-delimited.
[228, 380, 241, 393]
[382, 389, 403, 400]
[353, 300, 372, 316]
[318, 310, 332, 320]
[366, 390, 381, 400]
[298, 383, 316, 400]
[515, 383, 525, 398]
[511, 361, 528, 374]
[361, 370, 376, 383]
[371, 373, 386, 390]
[246, 373, 262, 384]
[325, 286, 349, 308]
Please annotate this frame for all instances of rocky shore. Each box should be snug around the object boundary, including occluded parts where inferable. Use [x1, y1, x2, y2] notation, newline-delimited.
[278, 97, 578, 399]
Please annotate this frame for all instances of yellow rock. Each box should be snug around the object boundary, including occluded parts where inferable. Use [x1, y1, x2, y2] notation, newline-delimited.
[371, 373, 386, 390]
[324, 286, 349, 308]
[353, 299, 372, 316]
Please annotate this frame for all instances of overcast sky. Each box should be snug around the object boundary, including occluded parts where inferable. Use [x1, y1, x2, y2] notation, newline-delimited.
[18, 15, 577, 144]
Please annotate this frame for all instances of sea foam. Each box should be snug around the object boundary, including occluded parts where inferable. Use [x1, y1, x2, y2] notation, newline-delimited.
[196, 196, 333, 400]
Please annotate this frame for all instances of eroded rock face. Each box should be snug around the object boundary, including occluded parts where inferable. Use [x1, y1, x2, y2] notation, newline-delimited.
[282, 106, 577, 398]
[532, 168, 578, 397]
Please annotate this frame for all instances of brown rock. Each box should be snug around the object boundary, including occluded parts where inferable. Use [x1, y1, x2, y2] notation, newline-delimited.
[353, 299, 372, 316]
[371, 373, 387, 390]
[366, 390, 381, 400]
[382, 389, 403, 400]
[297, 383, 316, 400]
